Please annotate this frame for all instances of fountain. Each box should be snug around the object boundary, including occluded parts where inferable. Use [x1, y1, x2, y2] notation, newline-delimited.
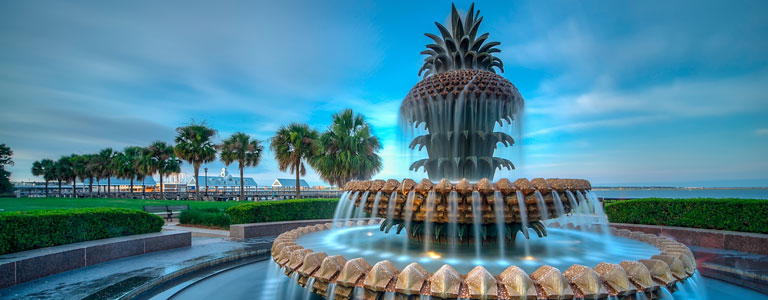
[269, 4, 697, 300]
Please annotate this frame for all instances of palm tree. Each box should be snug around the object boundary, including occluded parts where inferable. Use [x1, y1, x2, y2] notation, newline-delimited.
[271, 123, 319, 199]
[148, 141, 182, 199]
[53, 158, 68, 197]
[219, 133, 263, 201]
[174, 123, 216, 200]
[116, 146, 144, 194]
[135, 147, 153, 198]
[70, 154, 89, 198]
[31, 159, 55, 197]
[98, 148, 117, 197]
[55, 156, 74, 197]
[311, 109, 382, 187]
[85, 154, 103, 197]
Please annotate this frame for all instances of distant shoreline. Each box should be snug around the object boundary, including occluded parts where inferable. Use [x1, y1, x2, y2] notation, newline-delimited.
[593, 187, 768, 190]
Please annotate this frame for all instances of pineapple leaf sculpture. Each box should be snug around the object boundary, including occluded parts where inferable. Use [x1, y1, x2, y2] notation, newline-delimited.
[419, 3, 503, 77]
[401, 3, 524, 181]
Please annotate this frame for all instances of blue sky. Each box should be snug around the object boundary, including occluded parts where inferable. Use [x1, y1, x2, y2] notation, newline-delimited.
[1, 0, 767, 187]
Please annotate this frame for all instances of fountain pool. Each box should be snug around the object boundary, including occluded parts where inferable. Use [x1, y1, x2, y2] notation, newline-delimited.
[295, 226, 659, 275]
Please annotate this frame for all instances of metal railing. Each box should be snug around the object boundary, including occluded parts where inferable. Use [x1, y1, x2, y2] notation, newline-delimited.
[14, 189, 343, 201]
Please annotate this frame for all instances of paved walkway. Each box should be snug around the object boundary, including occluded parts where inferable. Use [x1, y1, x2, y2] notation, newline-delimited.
[0, 237, 273, 300]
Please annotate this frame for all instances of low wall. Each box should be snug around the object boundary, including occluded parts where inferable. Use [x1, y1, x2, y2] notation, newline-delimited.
[610, 223, 768, 255]
[230, 218, 380, 239]
[230, 219, 335, 239]
[0, 231, 191, 289]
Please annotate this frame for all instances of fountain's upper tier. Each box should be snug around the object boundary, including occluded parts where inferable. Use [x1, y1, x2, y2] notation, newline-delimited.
[342, 178, 591, 225]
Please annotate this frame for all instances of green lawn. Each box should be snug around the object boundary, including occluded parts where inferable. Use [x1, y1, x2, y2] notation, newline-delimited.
[0, 197, 245, 212]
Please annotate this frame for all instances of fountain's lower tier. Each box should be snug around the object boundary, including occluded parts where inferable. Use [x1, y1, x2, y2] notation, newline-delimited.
[272, 222, 697, 300]
[272, 221, 696, 299]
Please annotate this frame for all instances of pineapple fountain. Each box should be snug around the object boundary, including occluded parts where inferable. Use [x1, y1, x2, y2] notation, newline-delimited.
[270, 4, 698, 300]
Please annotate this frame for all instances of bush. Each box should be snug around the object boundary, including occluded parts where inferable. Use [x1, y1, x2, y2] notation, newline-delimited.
[0, 208, 163, 255]
[179, 208, 231, 229]
[605, 198, 768, 234]
[227, 198, 339, 224]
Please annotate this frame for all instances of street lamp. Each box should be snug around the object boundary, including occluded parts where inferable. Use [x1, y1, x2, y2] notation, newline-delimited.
[204, 167, 208, 196]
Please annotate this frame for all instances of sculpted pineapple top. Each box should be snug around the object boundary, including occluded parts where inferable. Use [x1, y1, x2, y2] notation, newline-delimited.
[400, 4, 525, 181]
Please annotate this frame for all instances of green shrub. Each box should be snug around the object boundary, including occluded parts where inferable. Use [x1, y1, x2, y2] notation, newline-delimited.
[0, 208, 163, 255]
[227, 198, 338, 224]
[179, 208, 231, 229]
[605, 198, 768, 233]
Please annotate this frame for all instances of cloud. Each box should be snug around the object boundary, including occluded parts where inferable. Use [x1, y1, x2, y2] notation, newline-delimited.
[525, 115, 665, 138]
[497, 1, 768, 92]
[526, 71, 768, 118]
[755, 128, 768, 136]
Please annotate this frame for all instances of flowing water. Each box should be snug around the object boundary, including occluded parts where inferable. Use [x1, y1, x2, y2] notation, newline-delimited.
[423, 191, 437, 252]
[534, 190, 549, 219]
[402, 191, 416, 254]
[471, 191, 483, 261]
[355, 191, 370, 219]
[326, 283, 337, 299]
[515, 190, 530, 257]
[302, 277, 315, 300]
[493, 191, 506, 259]
[447, 191, 459, 257]
[331, 191, 350, 226]
[552, 191, 565, 217]
[370, 191, 382, 222]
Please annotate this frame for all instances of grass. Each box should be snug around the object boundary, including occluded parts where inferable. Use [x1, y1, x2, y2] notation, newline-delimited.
[0, 197, 244, 212]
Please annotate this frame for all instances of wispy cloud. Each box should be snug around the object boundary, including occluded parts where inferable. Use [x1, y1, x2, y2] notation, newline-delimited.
[755, 128, 768, 136]
[526, 115, 665, 137]
[526, 70, 768, 118]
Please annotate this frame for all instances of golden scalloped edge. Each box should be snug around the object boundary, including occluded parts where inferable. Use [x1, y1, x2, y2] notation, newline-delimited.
[270, 221, 696, 300]
[343, 178, 592, 194]
[340, 178, 593, 225]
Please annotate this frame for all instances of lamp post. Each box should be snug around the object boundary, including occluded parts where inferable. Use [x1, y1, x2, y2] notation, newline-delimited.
[204, 167, 208, 196]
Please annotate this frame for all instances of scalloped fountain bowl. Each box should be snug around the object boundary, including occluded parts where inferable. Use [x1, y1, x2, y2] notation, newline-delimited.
[269, 178, 709, 300]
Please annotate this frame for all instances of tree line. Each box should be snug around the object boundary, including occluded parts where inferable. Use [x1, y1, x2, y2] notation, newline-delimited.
[29, 108, 382, 200]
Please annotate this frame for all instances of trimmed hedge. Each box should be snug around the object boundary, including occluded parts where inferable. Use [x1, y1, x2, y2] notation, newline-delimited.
[227, 198, 339, 224]
[605, 198, 768, 234]
[179, 208, 231, 229]
[0, 208, 163, 255]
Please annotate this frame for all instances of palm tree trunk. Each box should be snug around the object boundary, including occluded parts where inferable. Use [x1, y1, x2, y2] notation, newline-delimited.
[58, 180, 62, 197]
[107, 176, 111, 198]
[239, 163, 244, 201]
[194, 163, 200, 200]
[96, 178, 100, 196]
[295, 160, 300, 199]
[73, 178, 77, 198]
[130, 178, 134, 196]
[89, 177, 93, 197]
[142, 178, 146, 198]
[45, 180, 49, 197]
[160, 171, 164, 199]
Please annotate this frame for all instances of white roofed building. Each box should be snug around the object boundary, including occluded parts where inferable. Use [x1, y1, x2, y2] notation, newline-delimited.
[187, 168, 258, 192]
[271, 178, 310, 189]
